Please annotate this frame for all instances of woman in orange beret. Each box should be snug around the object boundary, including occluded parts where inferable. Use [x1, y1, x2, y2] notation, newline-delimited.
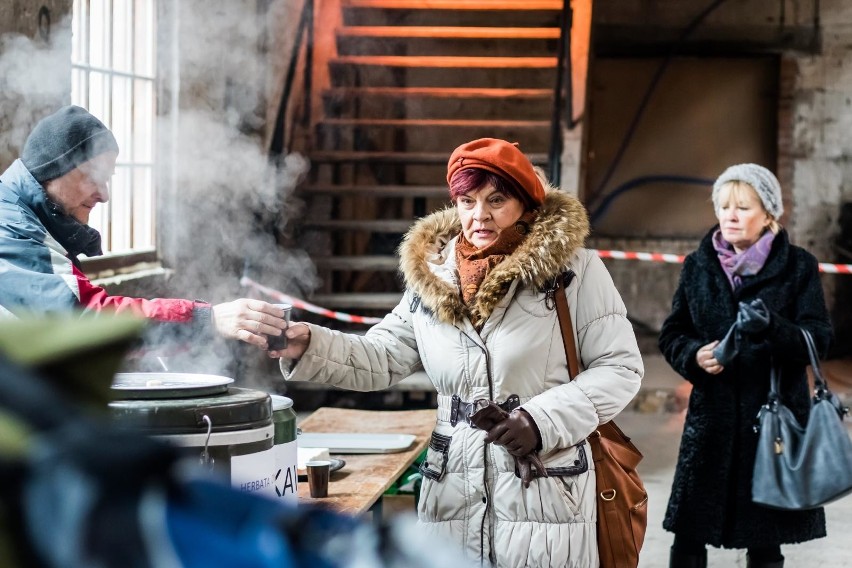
[273, 138, 644, 568]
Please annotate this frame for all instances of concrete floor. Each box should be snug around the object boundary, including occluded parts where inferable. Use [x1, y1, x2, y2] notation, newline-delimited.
[620, 408, 852, 567]
[621, 352, 852, 568]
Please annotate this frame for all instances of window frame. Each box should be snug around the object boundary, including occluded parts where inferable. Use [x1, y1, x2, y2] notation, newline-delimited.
[71, 0, 158, 268]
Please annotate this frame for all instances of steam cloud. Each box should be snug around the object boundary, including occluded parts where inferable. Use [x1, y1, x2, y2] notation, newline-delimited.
[0, 3, 319, 387]
[0, 23, 71, 168]
[152, 0, 318, 385]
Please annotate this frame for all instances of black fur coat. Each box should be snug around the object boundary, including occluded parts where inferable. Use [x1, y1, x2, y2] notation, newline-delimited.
[659, 227, 833, 548]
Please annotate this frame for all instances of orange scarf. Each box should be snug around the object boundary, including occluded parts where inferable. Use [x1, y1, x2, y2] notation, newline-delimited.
[455, 211, 537, 305]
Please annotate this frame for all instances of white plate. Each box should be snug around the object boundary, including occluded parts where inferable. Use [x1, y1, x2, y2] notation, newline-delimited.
[297, 432, 416, 454]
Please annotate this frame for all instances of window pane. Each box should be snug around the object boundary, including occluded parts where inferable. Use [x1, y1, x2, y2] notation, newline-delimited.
[110, 165, 133, 252]
[133, 167, 154, 248]
[73, 0, 156, 255]
[72, 0, 87, 64]
[112, 0, 132, 73]
[133, 79, 153, 162]
[112, 75, 132, 155]
[89, 0, 109, 68]
[71, 68, 87, 108]
[134, 0, 155, 76]
[88, 72, 109, 125]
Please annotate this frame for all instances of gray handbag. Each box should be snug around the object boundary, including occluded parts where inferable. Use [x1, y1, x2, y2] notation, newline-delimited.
[752, 328, 852, 510]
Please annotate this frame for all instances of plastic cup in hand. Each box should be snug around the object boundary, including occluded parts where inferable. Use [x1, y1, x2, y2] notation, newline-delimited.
[267, 304, 291, 351]
[306, 460, 331, 498]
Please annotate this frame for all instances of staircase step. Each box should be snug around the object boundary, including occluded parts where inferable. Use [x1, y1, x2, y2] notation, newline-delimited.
[343, 1, 560, 27]
[315, 119, 549, 151]
[320, 118, 549, 129]
[338, 36, 556, 57]
[310, 292, 403, 310]
[309, 151, 449, 164]
[314, 256, 399, 271]
[331, 55, 557, 69]
[342, 0, 561, 9]
[304, 219, 415, 233]
[336, 27, 558, 56]
[309, 150, 548, 164]
[325, 87, 552, 100]
[338, 26, 560, 40]
[330, 57, 556, 88]
[303, 184, 448, 197]
[322, 87, 553, 120]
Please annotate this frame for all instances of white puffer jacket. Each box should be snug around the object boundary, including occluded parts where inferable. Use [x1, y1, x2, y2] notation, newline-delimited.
[283, 190, 643, 568]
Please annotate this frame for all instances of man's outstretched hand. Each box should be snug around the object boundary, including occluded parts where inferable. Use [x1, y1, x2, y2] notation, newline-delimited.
[212, 299, 288, 349]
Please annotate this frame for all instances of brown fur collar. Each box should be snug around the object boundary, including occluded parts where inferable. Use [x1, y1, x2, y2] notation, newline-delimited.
[398, 189, 590, 326]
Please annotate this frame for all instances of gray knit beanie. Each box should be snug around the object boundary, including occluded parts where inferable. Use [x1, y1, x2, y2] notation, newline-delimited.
[21, 105, 119, 184]
[712, 163, 783, 219]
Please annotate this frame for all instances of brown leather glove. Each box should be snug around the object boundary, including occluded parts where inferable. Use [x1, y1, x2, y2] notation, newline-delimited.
[483, 409, 542, 457]
[514, 453, 547, 489]
[470, 403, 547, 489]
[467, 400, 508, 431]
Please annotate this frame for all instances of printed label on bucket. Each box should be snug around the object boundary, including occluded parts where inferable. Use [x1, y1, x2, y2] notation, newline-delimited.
[274, 440, 298, 504]
[231, 448, 276, 498]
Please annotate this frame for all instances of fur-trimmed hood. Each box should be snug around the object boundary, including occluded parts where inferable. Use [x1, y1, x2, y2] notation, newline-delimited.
[398, 189, 590, 326]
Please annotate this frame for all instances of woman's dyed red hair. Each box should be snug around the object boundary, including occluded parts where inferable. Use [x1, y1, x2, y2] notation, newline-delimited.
[448, 168, 534, 209]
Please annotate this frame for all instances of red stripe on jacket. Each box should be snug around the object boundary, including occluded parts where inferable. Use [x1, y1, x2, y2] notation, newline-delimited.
[73, 265, 205, 322]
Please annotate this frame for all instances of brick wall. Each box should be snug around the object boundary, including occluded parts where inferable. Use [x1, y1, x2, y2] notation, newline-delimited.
[589, 0, 850, 345]
[787, 8, 852, 260]
[788, 0, 852, 351]
[0, 0, 72, 169]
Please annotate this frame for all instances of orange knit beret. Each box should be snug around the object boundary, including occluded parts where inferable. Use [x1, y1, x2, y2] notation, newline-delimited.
[446, 138, 545, 206]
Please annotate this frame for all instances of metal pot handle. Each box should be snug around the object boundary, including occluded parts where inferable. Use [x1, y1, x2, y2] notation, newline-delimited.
[199, 414, 214, 469]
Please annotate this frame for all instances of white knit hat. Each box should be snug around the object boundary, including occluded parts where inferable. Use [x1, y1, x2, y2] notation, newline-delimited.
[712, 163, 783, 219]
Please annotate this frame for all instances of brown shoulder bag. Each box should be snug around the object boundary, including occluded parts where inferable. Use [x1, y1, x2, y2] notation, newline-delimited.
[554, 273, 648, 568]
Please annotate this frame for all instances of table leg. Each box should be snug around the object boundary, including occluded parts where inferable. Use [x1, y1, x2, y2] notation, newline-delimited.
[369, 496, 383, 526]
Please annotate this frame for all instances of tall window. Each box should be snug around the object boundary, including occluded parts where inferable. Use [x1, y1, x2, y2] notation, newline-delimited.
[71, 0, 156, 255]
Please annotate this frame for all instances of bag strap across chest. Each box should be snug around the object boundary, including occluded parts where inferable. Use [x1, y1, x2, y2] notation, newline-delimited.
[552, 271, 579, 378]
[550, 269, 648, 568]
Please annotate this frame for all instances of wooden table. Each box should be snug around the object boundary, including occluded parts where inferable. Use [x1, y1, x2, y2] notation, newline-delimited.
[297, 407, 434, 518]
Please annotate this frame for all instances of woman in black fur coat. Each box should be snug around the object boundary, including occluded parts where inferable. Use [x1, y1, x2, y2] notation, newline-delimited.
[659, 163, 833, 568]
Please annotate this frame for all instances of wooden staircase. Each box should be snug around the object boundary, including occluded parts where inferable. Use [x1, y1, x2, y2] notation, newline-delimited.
[296, 0, 563, 326]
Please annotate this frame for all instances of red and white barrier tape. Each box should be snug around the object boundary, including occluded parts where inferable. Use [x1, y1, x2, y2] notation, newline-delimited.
[594, 249, 852, 274]
[596, 250, 686, 264]
[240, 276, 383, 325]
[242, 249, 852, 325]
[818, 262, 852, 274]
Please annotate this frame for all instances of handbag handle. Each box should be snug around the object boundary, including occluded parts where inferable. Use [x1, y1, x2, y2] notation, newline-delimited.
[770, 328, 829, 397]
[800, 329, 830, 394]
[761, 327, 846, 430]
[803, 329, 850, 420]
[773, 328, 846, 409]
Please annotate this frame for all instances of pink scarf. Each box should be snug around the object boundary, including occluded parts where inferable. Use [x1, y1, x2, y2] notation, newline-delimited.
[712, 229, 776, 290]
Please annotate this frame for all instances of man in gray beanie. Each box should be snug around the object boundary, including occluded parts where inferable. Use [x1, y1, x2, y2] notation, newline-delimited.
[22, 104, 121, 190]
[0, 105, 288, 351]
